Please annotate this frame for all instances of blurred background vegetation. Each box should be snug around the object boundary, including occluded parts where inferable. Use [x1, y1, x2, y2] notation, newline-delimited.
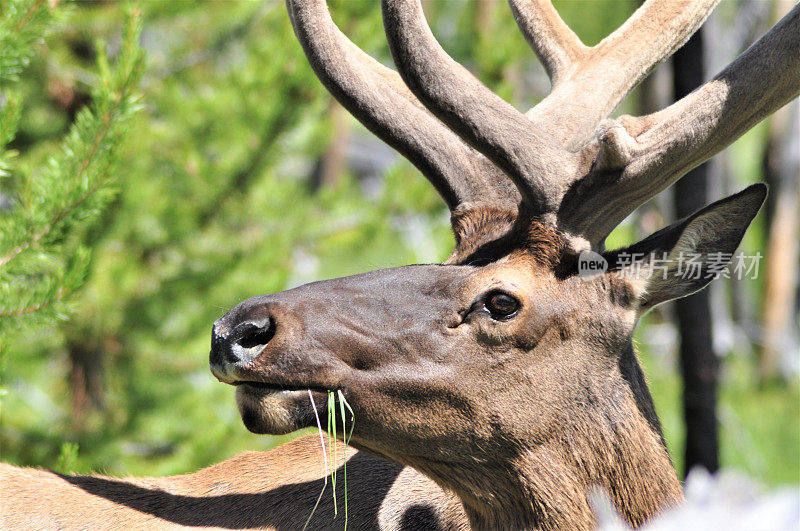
[1, 0, 797, 489]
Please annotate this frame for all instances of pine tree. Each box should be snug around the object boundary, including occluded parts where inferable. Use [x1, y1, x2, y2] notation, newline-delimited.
[0, 1, 144, 344]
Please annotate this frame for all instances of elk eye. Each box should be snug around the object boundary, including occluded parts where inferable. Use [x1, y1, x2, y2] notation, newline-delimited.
[484, 291, 519, 319]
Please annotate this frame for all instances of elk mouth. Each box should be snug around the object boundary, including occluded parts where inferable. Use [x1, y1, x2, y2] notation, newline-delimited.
[210, 357, 344, 434]
[210, 363, 333, 395]
[232, 379, 338, 435]
[232, 380, 332, 395]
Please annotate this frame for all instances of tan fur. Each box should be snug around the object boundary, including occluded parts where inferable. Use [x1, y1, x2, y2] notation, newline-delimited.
[0, 435, 466, 530]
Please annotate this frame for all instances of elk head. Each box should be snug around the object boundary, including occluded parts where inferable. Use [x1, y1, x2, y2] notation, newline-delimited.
[210, 1, 799, 528]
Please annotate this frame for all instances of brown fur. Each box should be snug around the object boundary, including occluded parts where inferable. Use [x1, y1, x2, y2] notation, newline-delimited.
[373, 254, 684, 530]
[448, 207, 567, 270]
[201, 183, 767, 530]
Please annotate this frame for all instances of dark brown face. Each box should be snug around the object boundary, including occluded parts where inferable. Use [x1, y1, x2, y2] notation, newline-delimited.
[210, 183, 764, 493]
[209, 248, 635, 474]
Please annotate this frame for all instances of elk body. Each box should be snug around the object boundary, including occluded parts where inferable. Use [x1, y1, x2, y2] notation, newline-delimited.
[2, 1, 799, 530]
[0, 436, 465, 529]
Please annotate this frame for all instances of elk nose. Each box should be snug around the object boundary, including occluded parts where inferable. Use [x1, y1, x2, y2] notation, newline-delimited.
[210, 317, 275, 367]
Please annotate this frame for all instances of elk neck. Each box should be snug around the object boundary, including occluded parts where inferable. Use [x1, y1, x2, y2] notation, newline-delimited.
[415, 343, 683, 531]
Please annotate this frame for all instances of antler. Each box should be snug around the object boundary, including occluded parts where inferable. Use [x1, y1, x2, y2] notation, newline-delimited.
[285, 0, 519, 212]
[382, 0, 578, 217]
[512, 0, 720, 148]
[507, 0, 586, 87]
[561, 5, 800, 244]
[290, 0, 800, 252]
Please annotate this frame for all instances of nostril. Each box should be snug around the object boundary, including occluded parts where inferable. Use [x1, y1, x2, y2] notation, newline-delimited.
[238, 327, 274, 349]
[232, 319, 275, 350]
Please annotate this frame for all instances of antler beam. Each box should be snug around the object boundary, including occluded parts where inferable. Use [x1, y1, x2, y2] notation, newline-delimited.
[286, 0, 518, 211]
[382, 0, 579, 216]
[560, 4, 800, 245]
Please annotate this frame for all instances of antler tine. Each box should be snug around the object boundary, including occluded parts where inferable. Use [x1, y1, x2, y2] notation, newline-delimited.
[562, 5, 800, 246]
[286, 0, 518, 211]
[521, 0, 720, 150]
[507, 0, 587, 87]
[381, 0, 579, 217]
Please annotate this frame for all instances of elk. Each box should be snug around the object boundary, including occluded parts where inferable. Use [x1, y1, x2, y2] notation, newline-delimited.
[2, 0, 799, 529]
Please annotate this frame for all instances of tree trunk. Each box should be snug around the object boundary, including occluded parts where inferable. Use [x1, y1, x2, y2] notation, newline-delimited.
[68, 339, 105, 431]
[672, 28, 719, 476]
[757, 1, 800, 385]
[310, 100, 350, 192]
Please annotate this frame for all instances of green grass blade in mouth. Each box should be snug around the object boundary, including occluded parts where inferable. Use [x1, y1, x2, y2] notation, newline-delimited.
[338, 389, 355, 531]
[303, 390, 329, 531]
[327, 390, 338, 516]
[305, 389, 355, 530]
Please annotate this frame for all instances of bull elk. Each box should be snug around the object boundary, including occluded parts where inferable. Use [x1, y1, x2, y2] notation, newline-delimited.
[2, 0, 798, 529]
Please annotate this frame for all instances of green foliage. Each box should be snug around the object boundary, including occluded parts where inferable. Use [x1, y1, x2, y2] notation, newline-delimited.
[1, 0, 450, 476]
[0, 2, 143, 340]
[0, 0, 56, 85]
[304, 389, 355, 530]
[54, 440, 79, 473]
[638, 322, 800, 485]
[554, 0, 638, 46]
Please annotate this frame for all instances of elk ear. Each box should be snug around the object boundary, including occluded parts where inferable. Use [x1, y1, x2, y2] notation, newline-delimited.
[603, 184, 767, 313]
